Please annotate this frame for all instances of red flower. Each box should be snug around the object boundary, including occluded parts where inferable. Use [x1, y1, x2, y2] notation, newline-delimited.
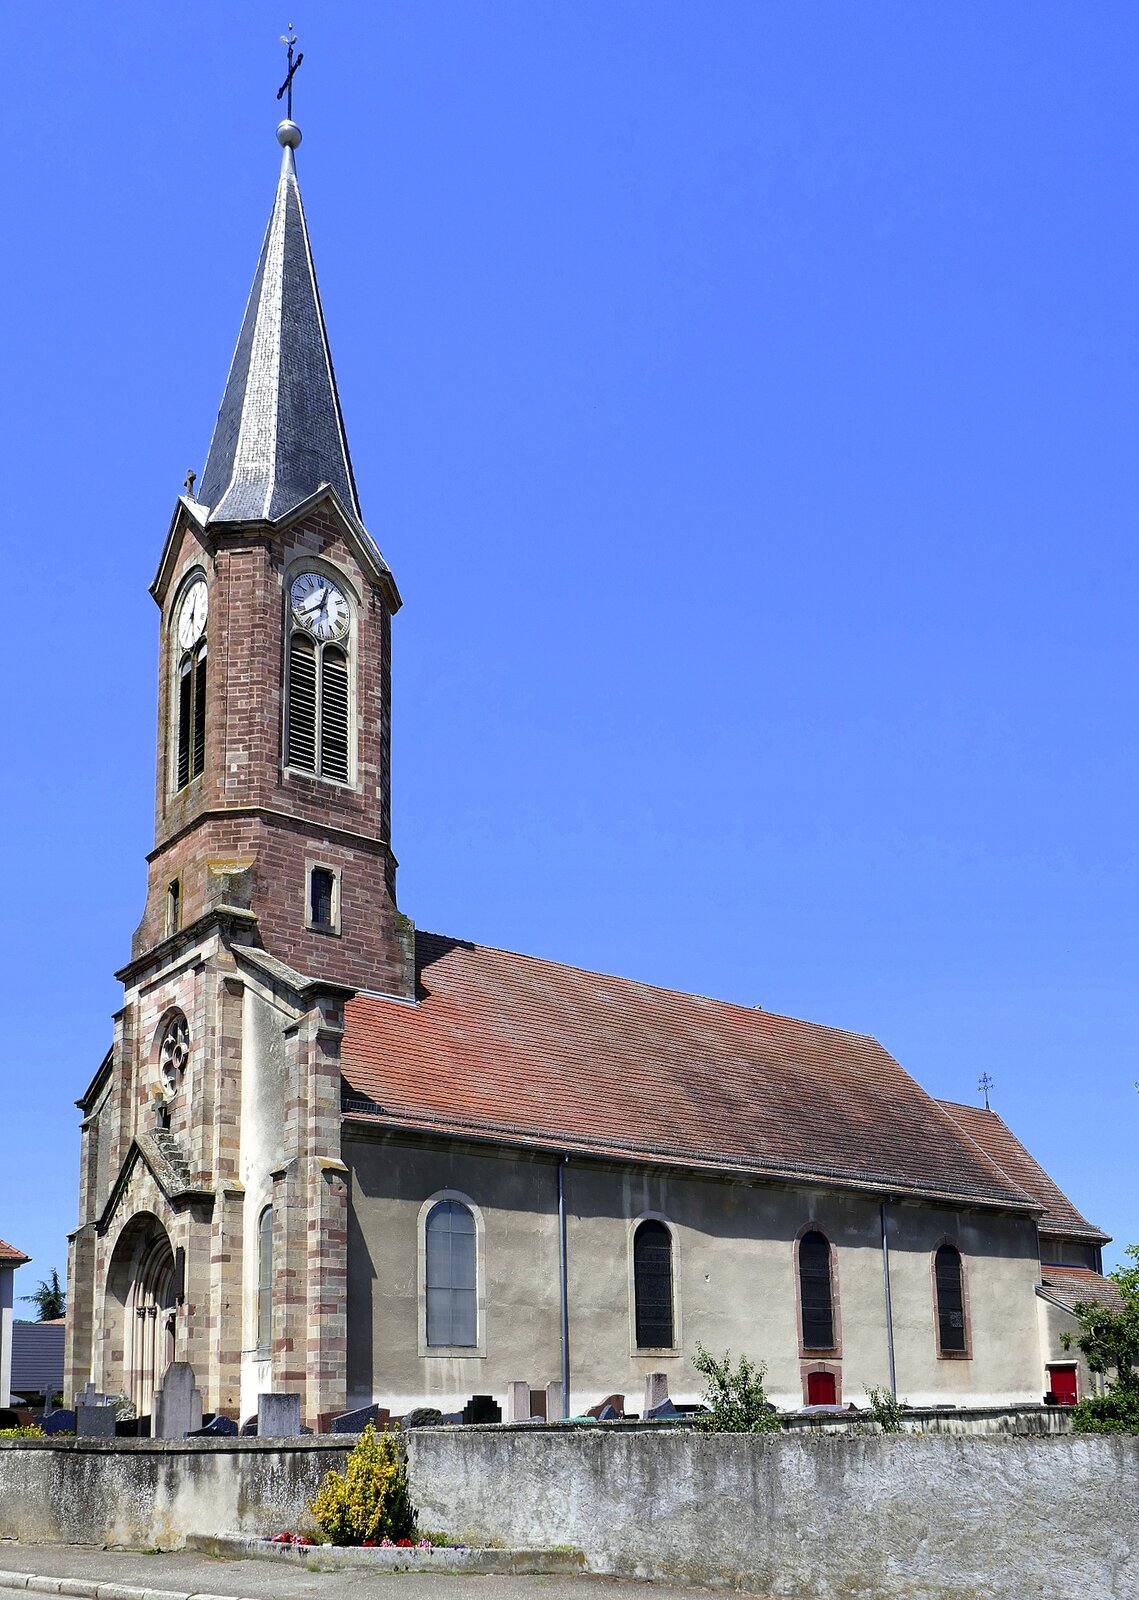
[362, 1540, 376, 1548]
[396, 1538, 413, 1547]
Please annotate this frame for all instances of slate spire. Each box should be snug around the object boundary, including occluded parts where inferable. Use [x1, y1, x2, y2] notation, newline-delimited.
[199, 120, 362, 526]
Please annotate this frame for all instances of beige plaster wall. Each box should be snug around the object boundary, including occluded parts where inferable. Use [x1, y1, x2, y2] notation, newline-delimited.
[1036, 1291, 1099, 1403]
[344, 1133, 1043, 1415]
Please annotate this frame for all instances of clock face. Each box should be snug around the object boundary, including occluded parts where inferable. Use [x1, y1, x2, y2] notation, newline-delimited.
[291, 572, 350, 641]
[176, 579, 208, 650]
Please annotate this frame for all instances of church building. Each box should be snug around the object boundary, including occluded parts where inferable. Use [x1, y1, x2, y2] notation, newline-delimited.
[66, 115, 1114, 1428]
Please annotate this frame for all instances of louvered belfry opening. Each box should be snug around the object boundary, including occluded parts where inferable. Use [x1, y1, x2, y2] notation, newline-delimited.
[176, 643, 207, 789]
[633, 1219, 674, 1349]
[287, 634, 318, 770]
[287, 632, 351, 782]
[935, 1244, 967, 1352]
[320, 646, 350, 781]
[799, 1230, 835, 1350]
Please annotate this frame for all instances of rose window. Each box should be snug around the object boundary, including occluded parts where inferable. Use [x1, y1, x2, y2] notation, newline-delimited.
[159, 1012, 190, 1097]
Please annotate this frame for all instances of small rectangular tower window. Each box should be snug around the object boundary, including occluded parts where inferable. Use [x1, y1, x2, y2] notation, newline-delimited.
[166, 879, 181, 937]
[309, 866, 337, 931]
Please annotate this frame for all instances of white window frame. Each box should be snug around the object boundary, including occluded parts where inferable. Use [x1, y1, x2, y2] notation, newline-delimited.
[416, 1190, 487, 1359]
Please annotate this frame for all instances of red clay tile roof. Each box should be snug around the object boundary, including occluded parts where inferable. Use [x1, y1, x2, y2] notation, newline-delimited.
[1038, 1266, 1123, 1313]
[937, 1101, 1108, 1244]
[341, 933, 1039, 1211]
[0, 1239, 29, 1264]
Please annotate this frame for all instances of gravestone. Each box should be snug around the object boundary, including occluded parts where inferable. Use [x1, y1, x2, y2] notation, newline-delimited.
[75, 1404, 117, 1437]
[644, 1372, 669, 1413]
[116, 1415, 151, 1437]
[41, 1409, 76, 1436]
[545, 1381, 566, 1422]
[505, 1381, 531, 1423]
[529, 1388, 548, 1421]
[645, 1397, 679, 1419]
[188, 1414, 238, 1437]
[258, 1392, 302, 1437]
[461, 1394, 502, 1425]
[331, 1404, 386, 1433]
[153, 1363, 203, 1439]
[586, 1393, 625, 1419]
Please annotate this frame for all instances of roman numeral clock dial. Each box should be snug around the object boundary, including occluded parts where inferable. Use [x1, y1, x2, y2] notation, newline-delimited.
[290, 572, 350, 640]
[176, 579, 208, 649]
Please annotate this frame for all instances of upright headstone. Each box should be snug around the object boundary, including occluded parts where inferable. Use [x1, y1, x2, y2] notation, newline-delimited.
[505, 1381, 531, 1423]
[644, 1372, 669, 1414]
[258, 1392, 302, 1437]
[461, 1394, 502, 1425]
[153, 1363, 203, 1439]
[41, 1409, 76, 1436]
[545, 1380, 566, 1422]
[75, 1404, 117, 1437]
[331, 1404, 381, 1434]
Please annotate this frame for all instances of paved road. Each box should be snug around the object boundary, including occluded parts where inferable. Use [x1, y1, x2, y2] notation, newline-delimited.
[0, 1544, 770, 1600]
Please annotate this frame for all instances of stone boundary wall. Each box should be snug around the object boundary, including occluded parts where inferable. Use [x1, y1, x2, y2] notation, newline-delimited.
[406, 1428, 1138, 1600]
[0, 1426, 1132, 1599]
[0, 1437, 348, 1549]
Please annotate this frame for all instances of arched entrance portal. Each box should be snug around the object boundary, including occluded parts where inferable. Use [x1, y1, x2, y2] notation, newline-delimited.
[104, 1216, 178, 1419]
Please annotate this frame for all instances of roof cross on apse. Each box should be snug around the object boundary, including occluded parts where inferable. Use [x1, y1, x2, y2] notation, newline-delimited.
[276, 24, 304, 120]
[978, 1072, 995, 1111]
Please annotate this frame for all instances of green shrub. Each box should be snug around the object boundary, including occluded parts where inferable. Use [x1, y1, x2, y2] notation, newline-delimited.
[864, 1385, 904, 1433]
[0, 1424, 44, 1439]
[692, 1344, 781, 1433]
[1069, 1389, 1139, 1434]
[309, 1422, 414, 1545]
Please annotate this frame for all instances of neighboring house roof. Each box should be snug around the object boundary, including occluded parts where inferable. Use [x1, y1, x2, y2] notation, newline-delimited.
[0, 1239, 30, 1264]
[1037, 1266, 1124, 1315]
[937, 1101, 1109, 1244]
[10, 1320, 65, 1395]
[341, 933, 1039, 1212]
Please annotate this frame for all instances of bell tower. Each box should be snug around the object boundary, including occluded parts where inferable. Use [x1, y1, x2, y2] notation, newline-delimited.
[130, 116, 412, 998]
[68, 110, 410, 1427]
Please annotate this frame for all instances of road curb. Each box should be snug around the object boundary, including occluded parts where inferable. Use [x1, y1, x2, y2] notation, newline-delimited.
[0, 1573, 261, 1600]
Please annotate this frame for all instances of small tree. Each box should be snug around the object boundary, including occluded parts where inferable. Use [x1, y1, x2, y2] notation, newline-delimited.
[309, 1422, 414, 1545]
[21, 1269, 65, 1321]
[692, 1343, 781, 1433]
[1062, 1244, 1139, 1433]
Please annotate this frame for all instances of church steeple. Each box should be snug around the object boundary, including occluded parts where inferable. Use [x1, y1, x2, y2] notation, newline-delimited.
[198, 120, 362, 527]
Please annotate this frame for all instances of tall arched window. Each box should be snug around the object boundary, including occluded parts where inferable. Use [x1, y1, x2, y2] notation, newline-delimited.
[633, 1220, 674, 1349]
[256, 1206, 273, 1355]
[172, 576, 208, 790]
[798, 1231, 835, 1351]
[286, 571, 352, 782]
[425, 1199, 477, 1348]
[934, 1244, 967, 1354]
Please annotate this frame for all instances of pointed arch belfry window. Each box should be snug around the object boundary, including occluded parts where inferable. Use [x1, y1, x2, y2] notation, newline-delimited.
[286, 571, 353, 782]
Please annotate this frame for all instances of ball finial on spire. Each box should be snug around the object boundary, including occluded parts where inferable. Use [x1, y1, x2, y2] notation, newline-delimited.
[277, 119, 302, 149]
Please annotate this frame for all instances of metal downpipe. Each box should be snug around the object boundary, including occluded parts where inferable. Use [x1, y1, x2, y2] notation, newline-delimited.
[558, 1155, 570, 1415]
[881, 1196, 897, 1398]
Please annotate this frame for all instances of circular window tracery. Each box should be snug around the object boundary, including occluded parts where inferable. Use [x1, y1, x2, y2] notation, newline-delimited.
[159, 1012, 190, 1098]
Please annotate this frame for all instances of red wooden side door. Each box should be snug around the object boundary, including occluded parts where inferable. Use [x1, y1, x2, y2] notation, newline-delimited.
[1048, 1367, 1078, 1405]
[807, 1371, 837, 1405]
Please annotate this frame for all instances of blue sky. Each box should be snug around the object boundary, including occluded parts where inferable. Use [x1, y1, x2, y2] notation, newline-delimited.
[2, 3, 1136, 1294]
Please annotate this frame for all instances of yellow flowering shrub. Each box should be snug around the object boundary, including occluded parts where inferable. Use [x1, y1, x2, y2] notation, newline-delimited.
[309, 1422, 414, 1545]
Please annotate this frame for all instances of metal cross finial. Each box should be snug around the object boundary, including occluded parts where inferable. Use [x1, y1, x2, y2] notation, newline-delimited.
[183, 468, 197, 497]
[978, 1073, 994, 1111]
[277, 24, 304, 120]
